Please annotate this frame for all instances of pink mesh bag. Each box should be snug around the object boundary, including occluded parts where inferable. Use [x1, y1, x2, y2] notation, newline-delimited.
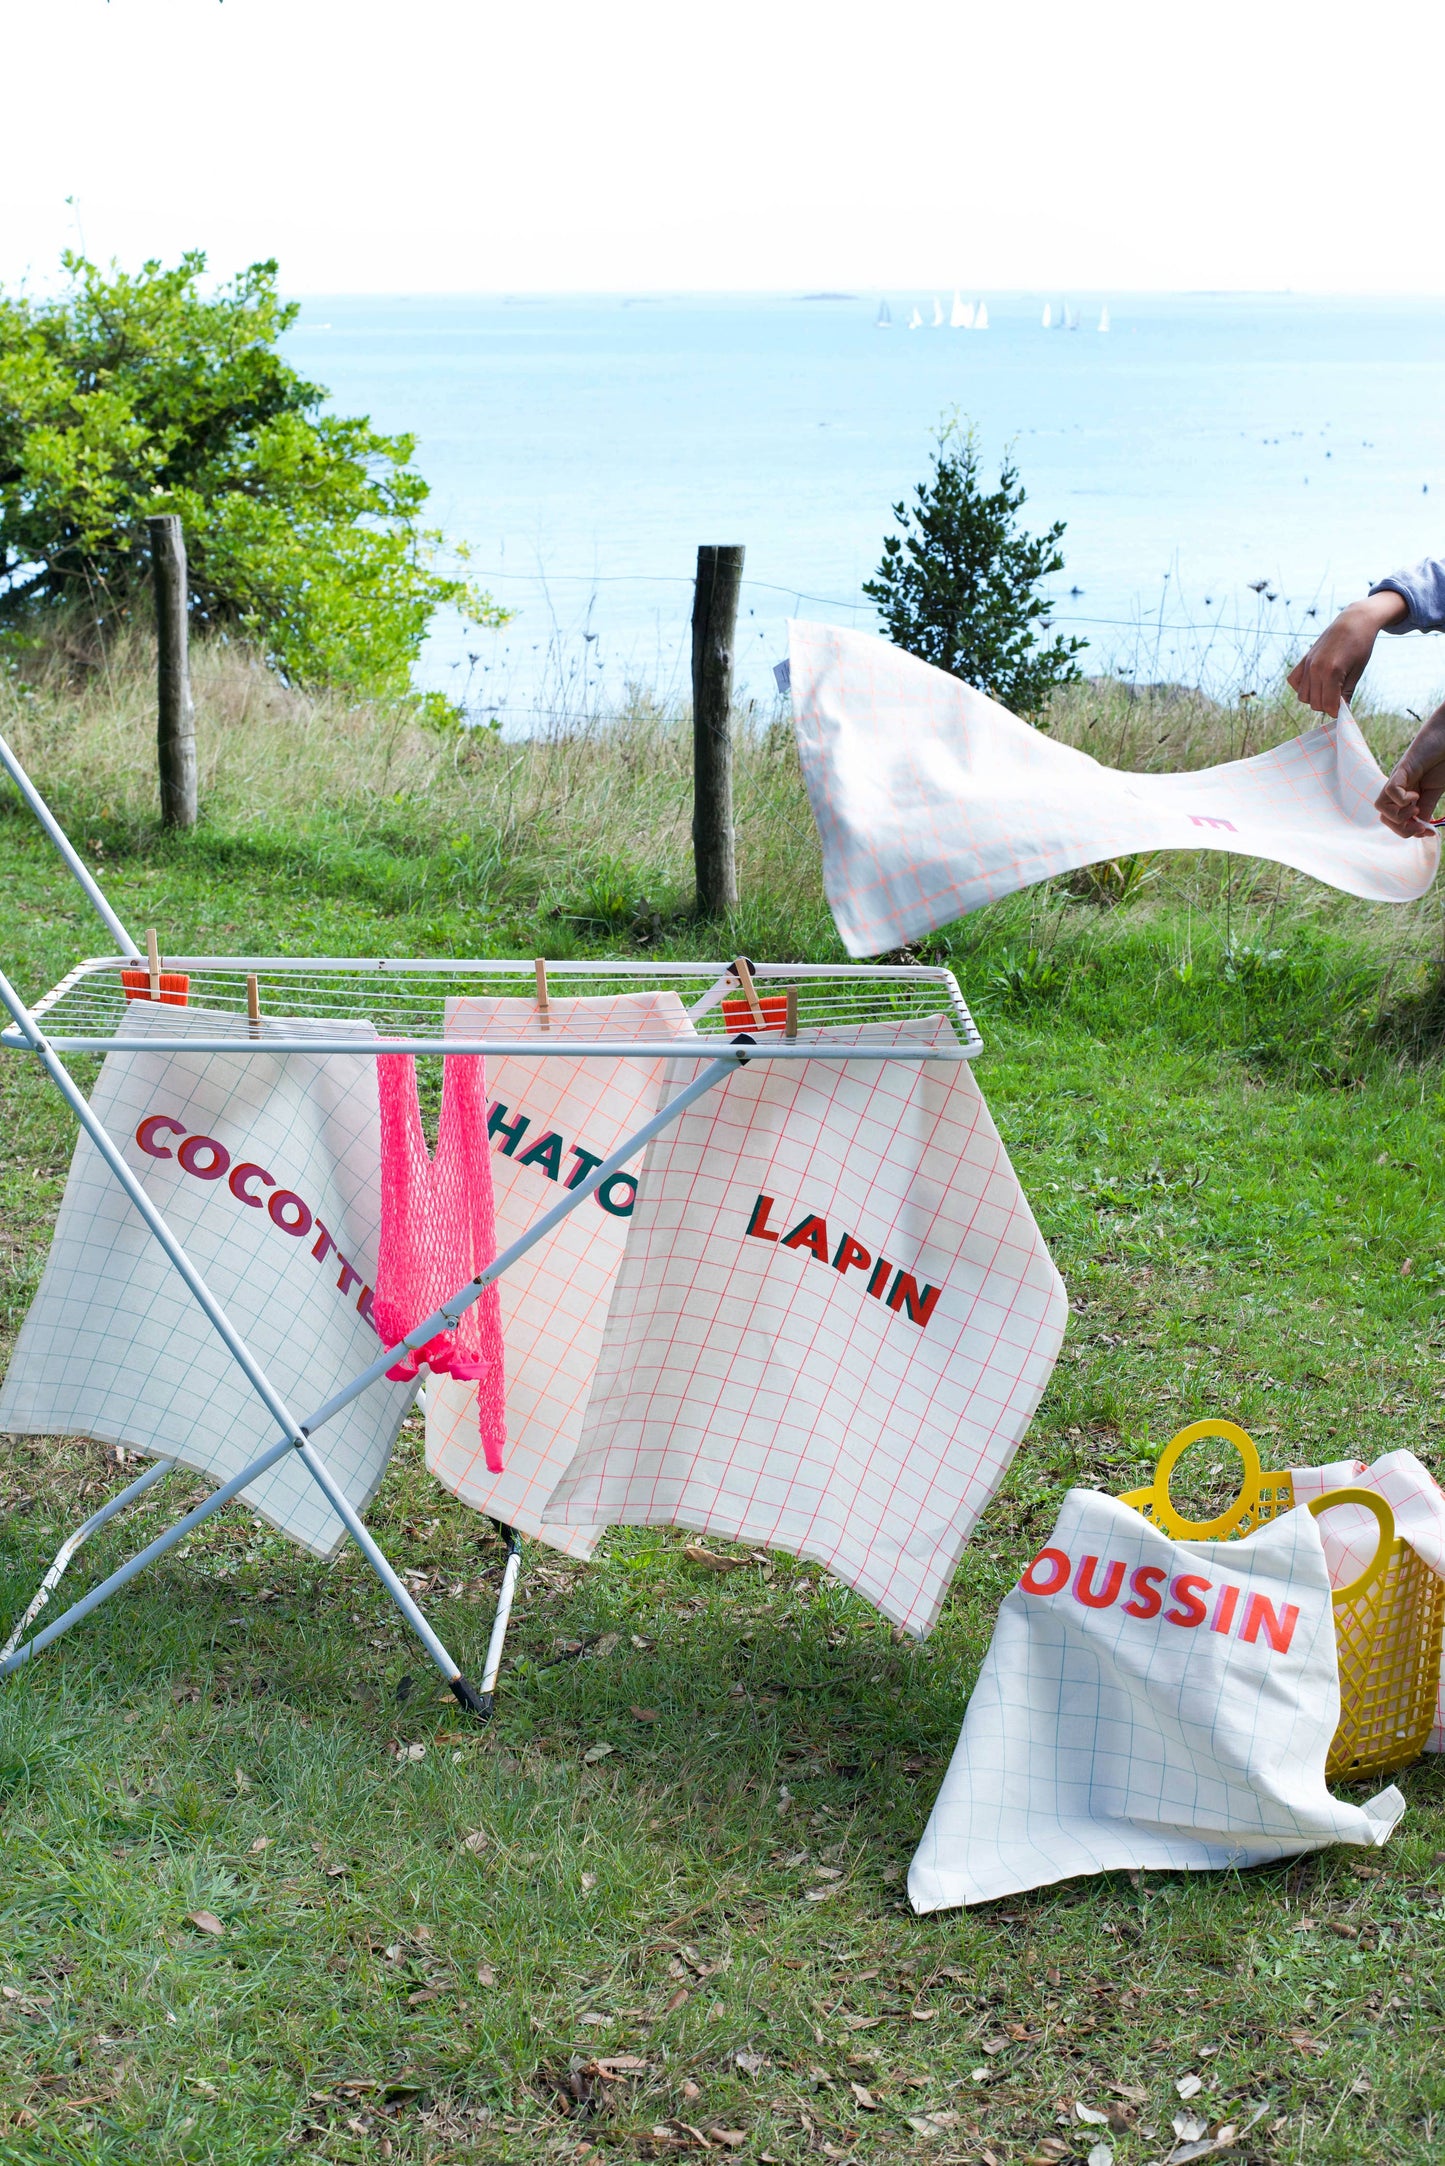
[372, 1053, 506, 1474]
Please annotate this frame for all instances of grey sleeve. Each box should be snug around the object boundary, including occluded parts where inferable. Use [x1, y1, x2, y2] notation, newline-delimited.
[1370, 557, 1445, 633]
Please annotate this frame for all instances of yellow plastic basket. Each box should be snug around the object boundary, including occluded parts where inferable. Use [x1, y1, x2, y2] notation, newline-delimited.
[1120, 1421, 1445, 1783]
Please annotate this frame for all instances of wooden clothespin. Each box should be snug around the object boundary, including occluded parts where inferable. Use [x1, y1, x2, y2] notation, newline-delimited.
[246, 972, 261, 1034]
[784, 986, 798, 1041]
[146, 928, 161, 1002]
[732, 954, 766, 1031]
[534, 957, 550, 1032]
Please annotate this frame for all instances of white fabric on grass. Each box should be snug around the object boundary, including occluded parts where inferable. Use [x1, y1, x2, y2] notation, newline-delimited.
[908, 1488, 1404, 1912]
[788, 621, 1438, 957]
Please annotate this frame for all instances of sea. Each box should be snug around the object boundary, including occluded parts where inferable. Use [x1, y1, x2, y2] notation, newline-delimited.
[283, 291, 1445, 728]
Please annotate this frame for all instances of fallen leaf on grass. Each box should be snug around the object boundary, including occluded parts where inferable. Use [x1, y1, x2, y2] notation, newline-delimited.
[583, 1742, 615, 1764]
[1173, 2113, 1209, 2141]
[734, 2053, 766, 2077]
[1075, 2100, 1110, 2125]
[905, 2111, 960, 2134]
[186, 1912, 224, 1938]
[1087, 2146, 1113, 2166]
[683, 1544, 745, 1573]
[840, 2014, 882, 2031]
[1175, 2072, 1203, 2099]
[1111, 2084, 1149, 2105]
[708, 2130, 747, 2149]
[587, 2055, 647, 2078]
[249, 1837, 269, 1854]
[1024, 2141, 1070, 2163]
[664, 1988, 690, 2013]
[476, 1964, 496, 1987]
[232, 1767, 251, 1793]
[909, 2006, 937, 2021]
[460, 1829, 489, 1855]
[631, 1706, 659, 1723]
[981, 2034, 1009, 2054]
[581, 1871, 598, 1891]
[848, 2082, 877, 2110]
[407, 1988, 443, 2006]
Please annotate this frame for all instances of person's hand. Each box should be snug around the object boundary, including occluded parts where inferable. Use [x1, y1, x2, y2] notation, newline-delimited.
[1376, 704, 1445, 837]
[1289, 590, 1408, 717]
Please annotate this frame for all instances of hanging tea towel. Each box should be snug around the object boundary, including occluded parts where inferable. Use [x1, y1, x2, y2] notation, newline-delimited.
[908, 1488, 1405, 1913]
[0, 1003, 412, 1557]
[544, 1016, 1066, 1633]
[421, 991, 696, 1557]
[1289, 1450, 1445, 1751]
[788, 621, 1438, 957]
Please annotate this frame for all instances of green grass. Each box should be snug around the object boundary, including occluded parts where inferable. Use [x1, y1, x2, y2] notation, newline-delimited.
[2, 644, 1445, 2163]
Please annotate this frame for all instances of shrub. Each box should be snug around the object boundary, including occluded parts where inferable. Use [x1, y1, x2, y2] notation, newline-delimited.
[864, 417, 1086, 718]
[0, 251, 505, 696]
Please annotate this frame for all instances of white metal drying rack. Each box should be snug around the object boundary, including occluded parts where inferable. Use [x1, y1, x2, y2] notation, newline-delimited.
[0, 729, 981, 1715]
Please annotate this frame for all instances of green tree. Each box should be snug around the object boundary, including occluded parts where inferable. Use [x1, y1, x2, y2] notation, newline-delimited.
[0, 252, 505, 697]
[864, 418, 1086, 717]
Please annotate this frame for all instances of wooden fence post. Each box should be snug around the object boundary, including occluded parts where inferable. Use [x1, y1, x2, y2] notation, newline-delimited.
[148, 514, 196, 831]
[691, 543, 744, 915]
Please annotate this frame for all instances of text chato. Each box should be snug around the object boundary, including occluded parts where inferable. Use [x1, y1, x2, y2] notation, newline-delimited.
[1019, 1544, 1301, 1653]
[134, 1113, 378, 1331]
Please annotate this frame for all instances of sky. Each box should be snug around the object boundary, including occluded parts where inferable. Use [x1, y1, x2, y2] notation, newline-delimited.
[2, 0, 1443, 297]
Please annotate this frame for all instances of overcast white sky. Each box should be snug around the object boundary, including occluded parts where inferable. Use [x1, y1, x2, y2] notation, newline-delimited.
[2, 0, 1441, 296]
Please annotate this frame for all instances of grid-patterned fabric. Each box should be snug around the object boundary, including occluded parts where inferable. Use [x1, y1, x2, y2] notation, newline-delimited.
[1289, 1451, 1445, 1752]
[0, 1004, 412, 1556]
[908, 1490, 1405, 1912]
[421, 992, 695, 1554]
[789, 622, 1439, 957]
[544, 1017, 1066, 1632]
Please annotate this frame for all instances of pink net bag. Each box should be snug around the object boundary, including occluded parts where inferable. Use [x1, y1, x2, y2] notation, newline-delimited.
[372, 1053, 507, 1474]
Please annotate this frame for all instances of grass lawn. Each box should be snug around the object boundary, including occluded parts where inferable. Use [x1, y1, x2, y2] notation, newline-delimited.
[2, 658, 1444, 2165]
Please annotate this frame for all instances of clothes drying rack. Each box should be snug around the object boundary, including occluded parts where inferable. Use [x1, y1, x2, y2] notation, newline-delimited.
[0, 730, 982, 1715]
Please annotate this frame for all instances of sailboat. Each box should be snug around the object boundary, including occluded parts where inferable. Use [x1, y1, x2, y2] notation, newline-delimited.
[950, 290, 969, 329]
[1098, 304, 1111, 333]
[875, 299, 892, 328]
[973, 300, 989, 330]
[907, 305, 924, 330]
[931, 296, 944, 328]
[1041, 302, 1053, 329]
[1064, 302, 1080, 331]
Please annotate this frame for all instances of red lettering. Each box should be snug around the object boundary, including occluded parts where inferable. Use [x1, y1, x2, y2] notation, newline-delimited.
[1165, 1573, 1212, 1627]
[1123, 1564, 1167, 1619]
[746, 1194, 781, 1241]
[357, 1285, 377, 1328]
[228, 1161, 275, 1208]
[1239, 1592, 1300, 1652]
[268, 1190, 312, 1237]
[833, 1232, 871, 1276]
[1073, 1555, 1127, 1609]
[782, 1214, 830, 1262]
[518, 1130, 564, 1180]
[866, 1258, 891, 1298]
[136, 1113, 186, 1159]
[177, 1134, 229, 1180]
[1020, 1547, 1070, 1596]
[1210, 1584, 1241, 1635]
[311, 1222, 336, 1262]
[336, 1259, 362, 1298]
[886, 1270, 942, 1328]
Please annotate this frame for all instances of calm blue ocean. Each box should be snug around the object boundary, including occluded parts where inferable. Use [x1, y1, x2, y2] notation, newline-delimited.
[284, 292, 1445, 724]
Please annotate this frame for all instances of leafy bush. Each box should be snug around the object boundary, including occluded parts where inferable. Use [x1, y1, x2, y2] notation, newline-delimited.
[864, 417, 1086, 717]
[0, 252, 505, 695]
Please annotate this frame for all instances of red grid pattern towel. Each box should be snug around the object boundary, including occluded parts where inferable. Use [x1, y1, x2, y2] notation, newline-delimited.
[544, 1018, 1067, 1634]
[789, 622, 1438, 957]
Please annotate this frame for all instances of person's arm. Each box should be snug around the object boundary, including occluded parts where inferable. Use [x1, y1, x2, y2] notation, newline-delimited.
[1288, 589, 1408, 717]
[1376, 704, 1445, 838]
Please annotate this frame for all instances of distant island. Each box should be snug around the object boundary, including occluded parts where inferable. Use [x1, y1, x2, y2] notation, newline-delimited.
[800, 291, 856, 301]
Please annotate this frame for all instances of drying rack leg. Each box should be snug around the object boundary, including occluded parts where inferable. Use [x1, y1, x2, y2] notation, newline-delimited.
[478, 1524, 522, 1718]
[1, 1457, 176, 1661]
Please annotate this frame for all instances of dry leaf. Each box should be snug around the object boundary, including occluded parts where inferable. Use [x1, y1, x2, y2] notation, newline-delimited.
[476, 1964, 496, 1987]
[881, 1863, 903, 1884]
[841, 2013, 882, 2031]
[1075, 2101, 1110, 2126]
[583, 1742, 615, 1764]
[187, 1911, 225, 1937]
[683, 1544, 744, 1573]
[665, 1988, 690, 2013]
[1111, 2084, 1149, 2105]
[1088, 2146, 1113, 2166]
[407, 1988, 442, 2006]
[249, 1837, 269, 1854]
[594, 1632, 621, 1657]
[849, 2082, 878, 2110]
[631, 1706, 659, 1723]
[325, 1863, 347, 1879]
[805, 1885, 840, 1902]
[630, 1634, 654, 1650]
[734, 2053, 766, 2077]
[1173, 2113, 1209, 2141]
[232, 1767, 251, 1793]
[905, 2111, 961, 2134]
[1175, 2072, 1203, 2099]
[981, 2035, 1009, 2054]
[910, 2006, 937, 2022]
[590, 2055, 647, 2077]
[578, 2011, 610, 2026]
[581, 1871, 598, 1891]
[708, 2131, 747, 2150]
[460, 1829, 490, 1855]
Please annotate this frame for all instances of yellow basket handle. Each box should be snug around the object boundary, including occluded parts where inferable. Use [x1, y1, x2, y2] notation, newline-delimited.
[1306, 1488, 1396, 1609]
[1147, 1419, 1265, 1539]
